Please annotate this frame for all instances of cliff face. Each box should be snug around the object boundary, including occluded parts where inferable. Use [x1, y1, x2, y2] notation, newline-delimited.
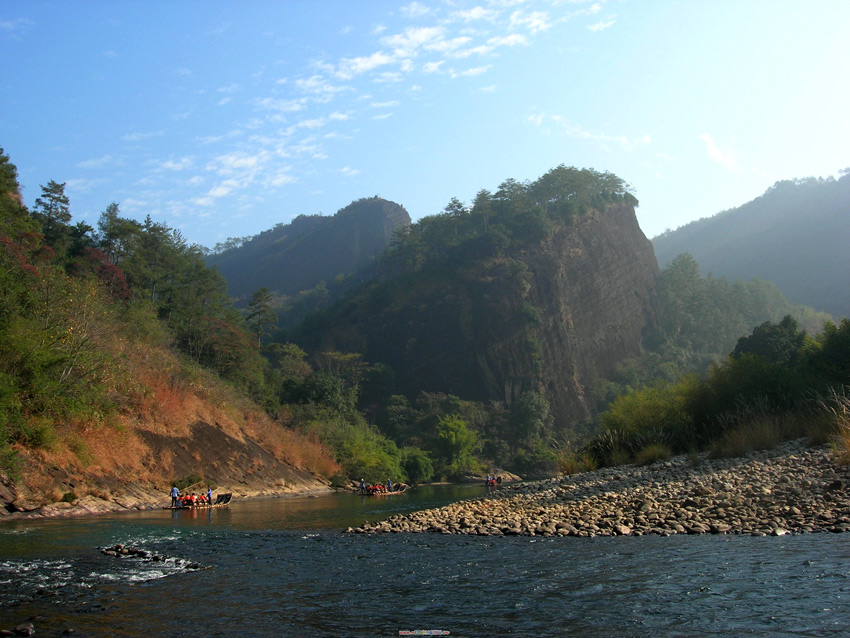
[324, 201, 659, 430]
[509, 203, 659, 425]
[208, 197, 411, 299]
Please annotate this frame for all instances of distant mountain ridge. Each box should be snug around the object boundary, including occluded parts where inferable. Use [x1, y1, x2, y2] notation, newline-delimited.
[207, 197, 410, 299]
[652, 172, 850, 319]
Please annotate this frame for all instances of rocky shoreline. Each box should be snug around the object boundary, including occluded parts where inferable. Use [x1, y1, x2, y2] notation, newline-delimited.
[349, 440, 850, 537]
[0, 479, 334, 521]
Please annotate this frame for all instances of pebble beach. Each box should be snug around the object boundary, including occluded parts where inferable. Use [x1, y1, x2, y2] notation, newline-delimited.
[350, 440, 850, 537]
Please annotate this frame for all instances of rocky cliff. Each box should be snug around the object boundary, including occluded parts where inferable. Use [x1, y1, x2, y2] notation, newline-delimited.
[298, 199, 659, 430]
[503, 202, 659, 425]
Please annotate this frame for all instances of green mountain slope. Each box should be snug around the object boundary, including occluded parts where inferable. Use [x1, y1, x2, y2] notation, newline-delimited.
[652, 172, 850, 318]
[206, 197, 410, 300]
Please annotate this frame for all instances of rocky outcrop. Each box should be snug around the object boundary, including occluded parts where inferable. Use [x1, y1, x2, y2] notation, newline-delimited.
[351, 440, 850, 536]
[359, 202, 659, 429]
[510, 203, 658, 424]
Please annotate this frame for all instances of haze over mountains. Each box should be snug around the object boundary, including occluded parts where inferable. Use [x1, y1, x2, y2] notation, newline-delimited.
[652, 172, 850, 319]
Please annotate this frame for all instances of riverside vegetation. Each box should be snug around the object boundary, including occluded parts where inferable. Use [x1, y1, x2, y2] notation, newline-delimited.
[1, 141, 849, 516]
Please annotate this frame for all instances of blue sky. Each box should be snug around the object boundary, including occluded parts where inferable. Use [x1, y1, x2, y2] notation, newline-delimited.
[1, 1, 848, 250]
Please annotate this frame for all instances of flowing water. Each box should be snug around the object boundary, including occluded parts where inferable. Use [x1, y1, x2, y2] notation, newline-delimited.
[1, 484, 849, 637]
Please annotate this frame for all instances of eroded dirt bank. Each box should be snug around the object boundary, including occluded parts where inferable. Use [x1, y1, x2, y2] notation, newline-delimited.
[1, 420, 334, 521]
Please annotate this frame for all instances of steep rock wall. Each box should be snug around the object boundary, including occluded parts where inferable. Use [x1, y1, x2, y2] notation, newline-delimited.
[359, 202, 659, 430]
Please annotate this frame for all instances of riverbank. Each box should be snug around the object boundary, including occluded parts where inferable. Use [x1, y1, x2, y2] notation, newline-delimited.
[350, 439, 850, 536]
[0, 471, 334, 521]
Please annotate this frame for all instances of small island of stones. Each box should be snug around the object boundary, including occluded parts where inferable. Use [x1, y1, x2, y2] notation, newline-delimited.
[349, 440, 850, 537]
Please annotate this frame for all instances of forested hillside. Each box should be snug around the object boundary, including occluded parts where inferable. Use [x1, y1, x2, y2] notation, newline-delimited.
[3, 139, 842, 501]
[652, 171, 850, 318]
[0, 146, 399, 512]
[206, 197, 410, 300]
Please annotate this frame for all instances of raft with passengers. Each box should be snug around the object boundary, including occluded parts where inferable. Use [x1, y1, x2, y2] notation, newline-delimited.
[358, 479, 408, 496]
[167, 485, 232, 510]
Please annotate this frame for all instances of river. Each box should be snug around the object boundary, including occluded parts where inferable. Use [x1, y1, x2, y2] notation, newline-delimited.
[1, 484, 848, 637]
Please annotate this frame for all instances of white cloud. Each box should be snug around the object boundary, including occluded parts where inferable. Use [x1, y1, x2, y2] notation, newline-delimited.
[536, 114, 651, 151]
[296, 75, 348, 96]
[0, 17, 33, 34]
[267, 171, 296, 187]
[65, 178, 106, 194]
[77, 154, 116, 169]
[371, 100, 400, 108]
[588, 19, 615, 32]
[122, 130, 166, 142]
[161, 157, 193, 171]
[423, 60, 444, 73]
[255, 97, 307, 113]
[340, 166, 361, 177]
[217, 97, 232, 106]
[336, 50, 394, 79]
[510, 10, 551, 34]
[454, 7, 499, 22]
[374, 72, 403, 83]
[699, 134, 737, 170]
[401, 2, 432, 18]
[488, 34, 528, 47]
[383, 26, 446, 58]
[450, 65, 492, 78]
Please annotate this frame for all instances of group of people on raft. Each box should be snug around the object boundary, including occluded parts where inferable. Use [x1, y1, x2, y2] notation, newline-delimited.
[170, 485, 214, 508]
[359, 478, 401, 495]
[485, 475, 503, 487]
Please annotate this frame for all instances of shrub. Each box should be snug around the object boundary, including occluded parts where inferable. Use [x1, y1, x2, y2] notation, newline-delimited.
[634, 443, 672, 466]
[173, 474, 204, 491]
[709, 418, 782, 458]
[557, 449, 597, 475]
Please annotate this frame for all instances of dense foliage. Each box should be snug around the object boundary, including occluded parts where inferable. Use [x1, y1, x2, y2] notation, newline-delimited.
[586, 315, 850, 468]
[0, 147, 418, 484]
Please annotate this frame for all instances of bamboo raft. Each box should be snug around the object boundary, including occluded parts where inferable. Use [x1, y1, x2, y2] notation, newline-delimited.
[166, 493, 232, 510]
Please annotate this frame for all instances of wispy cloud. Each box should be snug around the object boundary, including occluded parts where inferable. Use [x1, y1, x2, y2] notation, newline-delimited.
[699, 134, 737, 170]
[588, 19, 615, 32]
[532, 114, 651, 151]
[510, 10, 552, 34]
[122, 130, 166, 142]
[77, 154, 117, 169]
[0, 17, 33, 38]
[401, 2, 432, 19]
[450, 65, 492, 78]
[160, 157, 194, 171]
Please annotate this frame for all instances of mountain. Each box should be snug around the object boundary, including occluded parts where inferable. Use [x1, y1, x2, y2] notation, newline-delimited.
[294, 167, 659, 430]
[206, 197, 410, 300]
[652, 172, 850, 319]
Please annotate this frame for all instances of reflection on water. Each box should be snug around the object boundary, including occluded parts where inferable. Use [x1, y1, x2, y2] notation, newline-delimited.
[2, 485, 850, 637]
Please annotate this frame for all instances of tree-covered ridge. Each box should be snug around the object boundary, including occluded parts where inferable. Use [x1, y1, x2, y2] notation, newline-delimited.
[652, 170, 850, 318]
[206, 196, 410, 300]
[380, 165, 636, 278]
